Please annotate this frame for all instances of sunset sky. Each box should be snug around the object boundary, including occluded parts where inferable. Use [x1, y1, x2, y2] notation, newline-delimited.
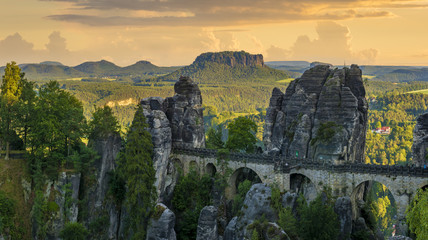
[2, 0, 428, 67]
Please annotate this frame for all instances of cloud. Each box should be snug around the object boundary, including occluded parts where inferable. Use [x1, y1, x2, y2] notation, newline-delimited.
[266, 45, 290, 61]
[290, 21, 378, 64]
[201, 29, 240, 52]
[39, 0, 424, 26]
[0, 33, 40, 64]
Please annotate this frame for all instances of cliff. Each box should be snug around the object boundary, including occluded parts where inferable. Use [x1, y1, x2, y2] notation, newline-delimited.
[156, 51, 289, 84]
[264, 64, 368, 163]
[412, 112, 428, 167]
[193, 51, 264, 67]
[140, 76, 205, 202]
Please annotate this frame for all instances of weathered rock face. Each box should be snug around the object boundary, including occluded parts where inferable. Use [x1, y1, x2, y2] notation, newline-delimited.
[224, 184, 277, 239]
[412, 112, 428, 167]
[335, 197, 353, 240]
[194, 51, 264, 67]
[83, 134, 122, 240]
[164, 76, 205, 149]
[196, 206, 218, 240]
[146, 203, 176, 240]
[45, 172, 81, 240]
[141, 97, 173, 201]
[389, 236, 413, 240]
[264, 64, 368, 163]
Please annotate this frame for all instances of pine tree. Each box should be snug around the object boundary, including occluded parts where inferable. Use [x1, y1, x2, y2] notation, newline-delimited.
[206, 126, 224, 149]
[88, 105, 120, 141]
[118, 105, 156, 239]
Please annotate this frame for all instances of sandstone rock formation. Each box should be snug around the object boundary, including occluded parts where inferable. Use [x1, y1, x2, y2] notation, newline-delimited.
[224, 184, 277, 239]
[83, 134, 122, 240]
[164, 76, 205, 148]
[45, 172, 81, 240]
[334, 197, 353, 240]
[141, 97, 173, 201]
[264, 64, 368, 163]
[196, 206, 218, 240]
[146, 203, 177, 240]
[412, 112, 428, 167]
[194, 51, 264, 67]
[389, 236, 413, 240]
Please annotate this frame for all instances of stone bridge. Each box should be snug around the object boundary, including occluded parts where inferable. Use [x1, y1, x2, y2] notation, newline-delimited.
[171, 147, 428, 224]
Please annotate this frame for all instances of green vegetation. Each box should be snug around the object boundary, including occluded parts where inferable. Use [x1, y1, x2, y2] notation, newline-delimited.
[225, 116, 258, 153]
[157, 51, 291, 84]
[88, 105, 121, 140]
[172, 171, 213, 240]
[232, 180, 252, 216]
[59, 222, 89, 240]
[310, 121, 341, 146]
[117, 106, 156, 239]
[407, 189, 428, 240]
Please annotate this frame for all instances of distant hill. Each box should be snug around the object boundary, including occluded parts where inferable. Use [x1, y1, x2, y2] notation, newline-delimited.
[0, 60, 179, 81]
[156, 51, 292, 84]
[74, 60, 122, 75]
[372, 68, 428, 82]
[122, 61, 181, 76]
[39, 61, 64, 66]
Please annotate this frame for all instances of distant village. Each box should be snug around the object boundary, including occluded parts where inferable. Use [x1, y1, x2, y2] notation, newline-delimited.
[372, 126, 391, 135]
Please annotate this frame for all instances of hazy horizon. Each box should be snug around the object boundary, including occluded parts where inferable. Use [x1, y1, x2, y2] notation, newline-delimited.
[3, 0, 428, 67]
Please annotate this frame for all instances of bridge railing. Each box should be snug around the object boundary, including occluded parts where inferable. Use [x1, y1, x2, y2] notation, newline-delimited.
[172, 146, 428, 177]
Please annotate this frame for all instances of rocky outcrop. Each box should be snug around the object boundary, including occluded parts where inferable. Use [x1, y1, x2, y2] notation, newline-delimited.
[146, 203, 176, 240]
[196, 206, 218, 240]
[225, 184, 277, 239]
[164, 76, 205, 149]
[390, 236, 412, 240]
[83, 134, 122, 240]
[264, 64, 368, 163]
[141, 97, 173, 201]
[45, 172, 81, 240]
[412, 112, 428, 167]
[194, 51, 264, 67]
[335, 197, 352, 240]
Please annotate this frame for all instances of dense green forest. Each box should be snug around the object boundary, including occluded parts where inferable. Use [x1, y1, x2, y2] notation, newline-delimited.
[2, 57, 428, 239]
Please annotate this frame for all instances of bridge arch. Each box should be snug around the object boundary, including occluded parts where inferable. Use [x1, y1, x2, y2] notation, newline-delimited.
[351, 180, 397, 236]
[226, 167, 262, 199]
[205, 163, 217, 177]
[289, 173, 317, 202]
[189, 160, 199, 173]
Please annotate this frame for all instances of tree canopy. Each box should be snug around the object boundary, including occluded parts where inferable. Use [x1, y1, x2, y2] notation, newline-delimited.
[225, 116, 257, 153]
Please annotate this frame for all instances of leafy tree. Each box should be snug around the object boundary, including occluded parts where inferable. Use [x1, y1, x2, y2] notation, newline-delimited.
[88, 105, 120, 140]
[407, 189, 428, 240]
[0, 62, 24, 160]
[0, 191, 16, 236]
[118, 106, 156, 239]
[206, 126, 224, 149]
[15, 78, 36, 146]
[226, 116, 257, 153]
[297, 193, 340, 240]
[172, 171, 213, 240]
[232, 180, 252, 216]
[59, 222, 89, 240]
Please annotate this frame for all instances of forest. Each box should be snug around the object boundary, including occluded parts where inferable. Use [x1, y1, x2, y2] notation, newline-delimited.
[1, 59, 428, 240]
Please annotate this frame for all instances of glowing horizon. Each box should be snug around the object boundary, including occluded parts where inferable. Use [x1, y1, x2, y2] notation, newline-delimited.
[2, 0, 428, 67]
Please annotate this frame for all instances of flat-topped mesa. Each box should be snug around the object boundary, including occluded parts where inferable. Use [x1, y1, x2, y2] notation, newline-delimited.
[264, 64, 368, 164]
[412, 112, 428, 167]
[193, 51, 264, 67]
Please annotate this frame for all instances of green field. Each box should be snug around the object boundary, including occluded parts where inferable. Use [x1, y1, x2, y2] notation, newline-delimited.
[276, 78, 295, 83]
[406, 89, 428, 94]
